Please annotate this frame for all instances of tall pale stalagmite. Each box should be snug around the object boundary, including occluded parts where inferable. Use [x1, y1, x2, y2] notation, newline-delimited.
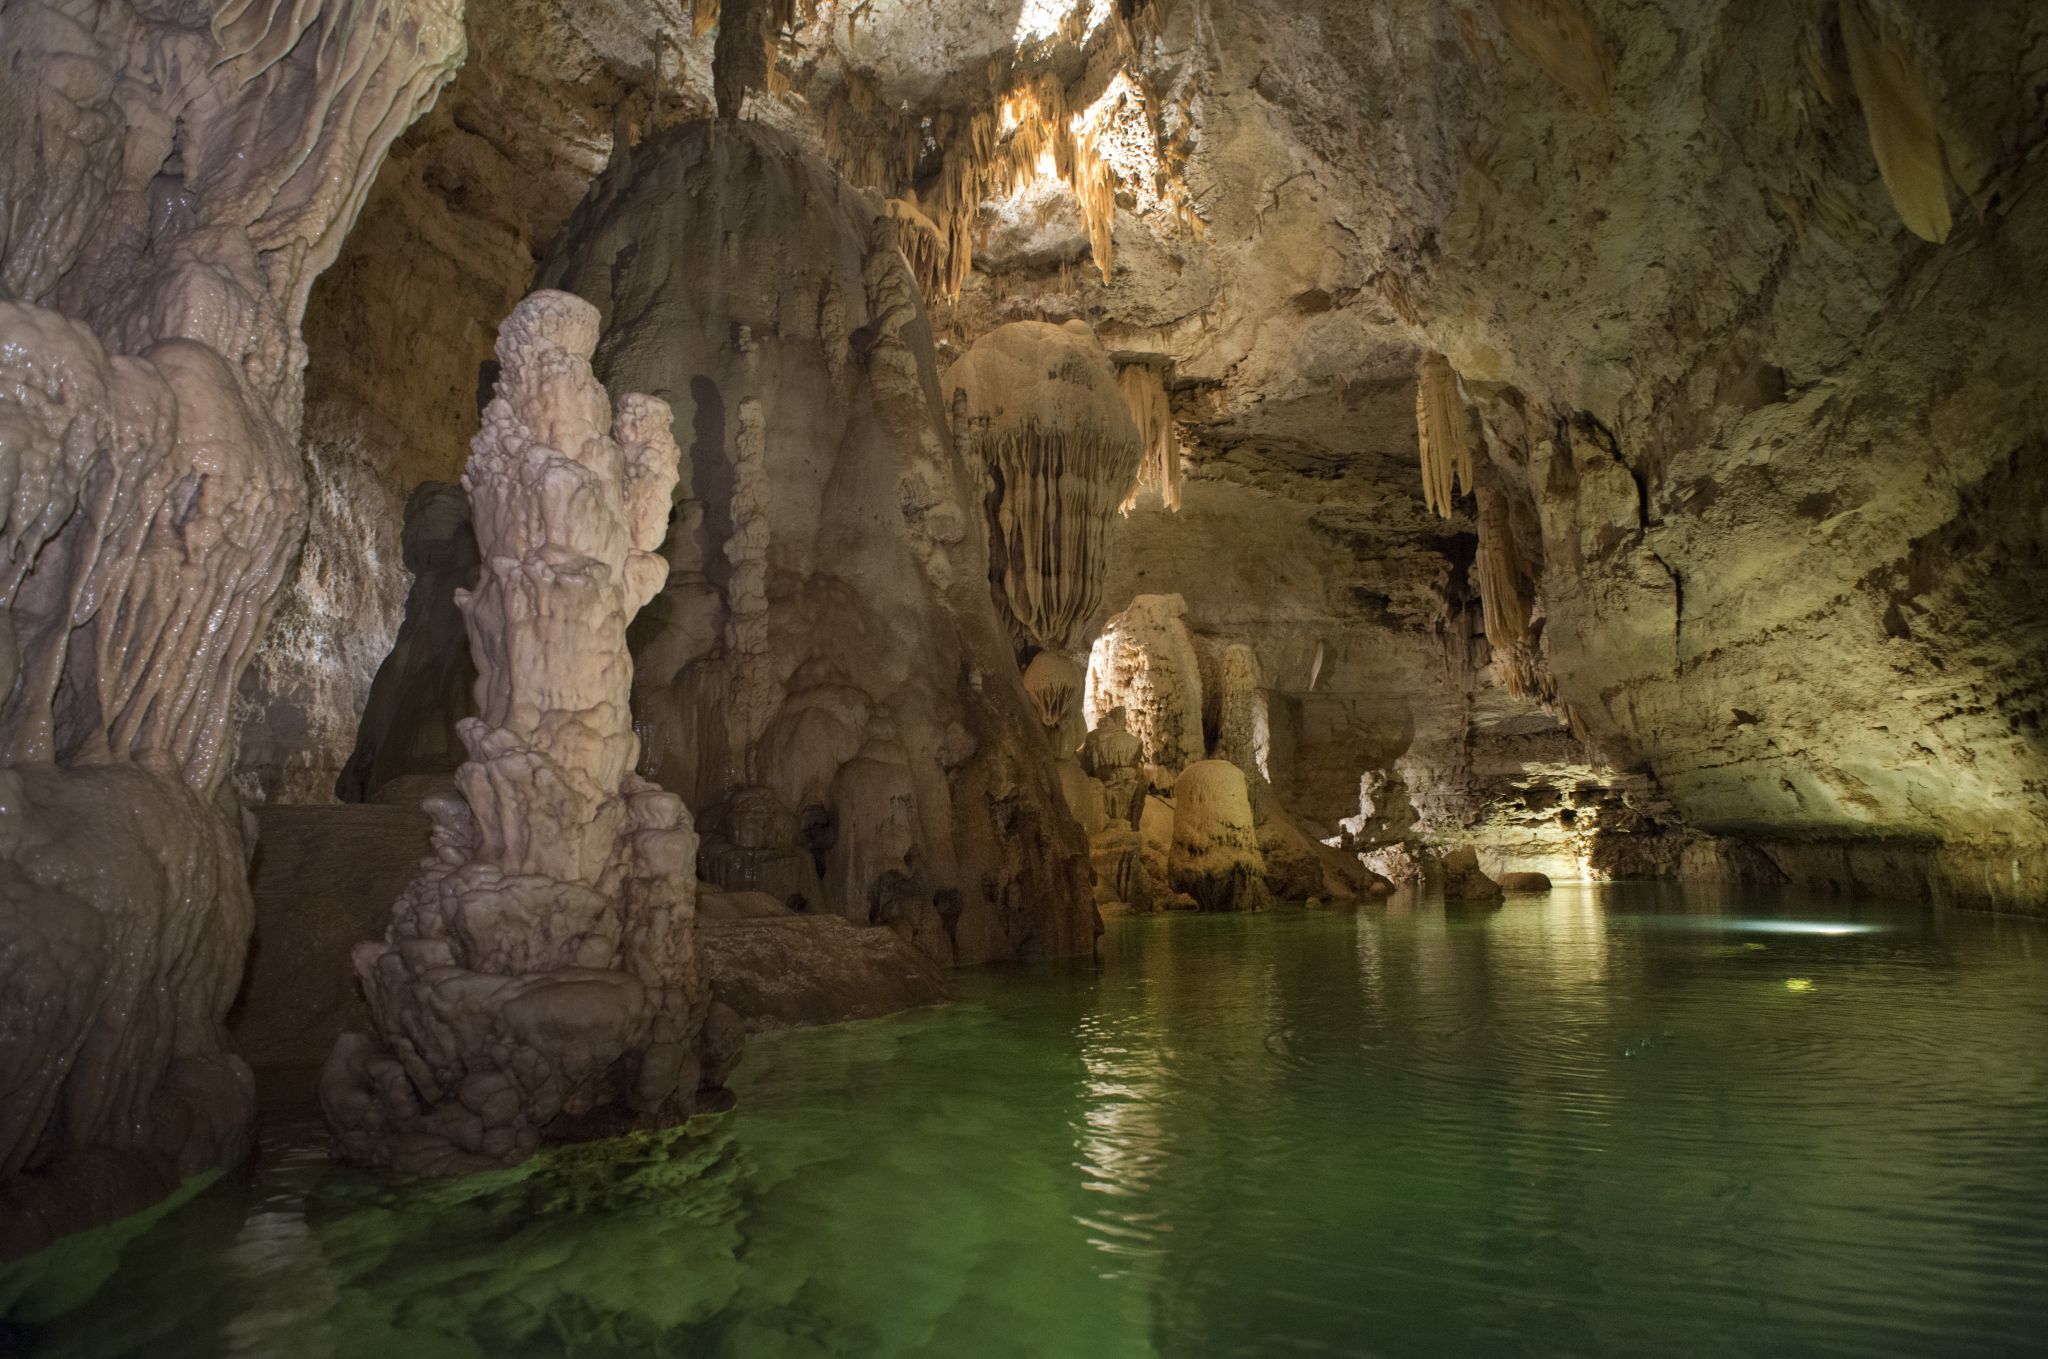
[1086, 593, 1207, 775]
[0, 0, 462, 1256]
[945, 320, 1144, 653]
[322, 291, 738, 1174]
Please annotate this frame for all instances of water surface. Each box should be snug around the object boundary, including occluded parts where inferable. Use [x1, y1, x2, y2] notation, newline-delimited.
[8, 885, 2048, 1357]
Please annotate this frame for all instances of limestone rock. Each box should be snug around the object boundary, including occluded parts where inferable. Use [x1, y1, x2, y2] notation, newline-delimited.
[0, 0, 461, 1253]
[534, 120, 1095, 962]
[945, 320, 1142, 652]
[1086, 594, 1207, 776]
[1440, 847, 1506, 904]
[1168, 760, 1272, 913]
[322, 290, 730, 1173]
[1497, 871, 1553, 892]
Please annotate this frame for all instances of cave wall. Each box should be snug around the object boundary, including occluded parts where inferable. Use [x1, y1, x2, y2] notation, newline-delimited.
[0, 0, 462, 1255]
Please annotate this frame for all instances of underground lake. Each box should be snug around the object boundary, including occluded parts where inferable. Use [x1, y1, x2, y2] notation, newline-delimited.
[6, 884, 2045, 1359]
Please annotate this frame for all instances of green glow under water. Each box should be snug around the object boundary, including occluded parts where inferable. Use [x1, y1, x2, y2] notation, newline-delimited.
[9, 884, 2048, 1358]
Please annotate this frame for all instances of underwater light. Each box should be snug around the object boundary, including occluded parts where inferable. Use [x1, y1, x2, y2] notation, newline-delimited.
[1785, 978, 1816, 992]
[1740, 921, 1880, 936]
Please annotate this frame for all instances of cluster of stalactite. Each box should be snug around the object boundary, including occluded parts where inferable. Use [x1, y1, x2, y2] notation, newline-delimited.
[1415, 351, 1477, 518]
[813, 10, 1198, 303]
[1474, 482, 1554, 702]
[986, 424, 1141, 650]
[1116, 362, 1182, 512]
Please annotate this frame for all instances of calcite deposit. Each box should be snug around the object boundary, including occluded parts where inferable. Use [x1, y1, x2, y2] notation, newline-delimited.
[0, 0, 460, 1255]
[535, 120, 1095, 964]
[323, 291, 736, 1173]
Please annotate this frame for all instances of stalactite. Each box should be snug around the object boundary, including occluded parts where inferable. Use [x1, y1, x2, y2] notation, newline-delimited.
[1838, 0, 1952, 244]
[1116, 362, 1181, 512]
[946, 321, 1142, 651]
[323, 291, 737, 1174]
[1494, 0, 1614, 110]
[815, 36, 1198, 304]
[1415, 351, 1476, 518]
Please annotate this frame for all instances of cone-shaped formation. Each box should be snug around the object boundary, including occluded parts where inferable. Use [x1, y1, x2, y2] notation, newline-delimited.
[537, 121, 1096, 965]
[1168, 760, 1272, 912]
[1117, 362, 1182, 512]
[947, 320, 1144, 652]
[1415, 351, 1477, 518]
[322, 292, 738, 1174]
[1839, 0, 1951, 244]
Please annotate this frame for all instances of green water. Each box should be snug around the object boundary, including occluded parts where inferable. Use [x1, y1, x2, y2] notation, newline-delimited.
[8, 885, 2048, 1358]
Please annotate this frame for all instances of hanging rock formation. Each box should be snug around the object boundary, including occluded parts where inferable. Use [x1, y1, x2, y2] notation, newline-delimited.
[534, 120, 1095, 964]
[322, 291, 738, 1174]
[0, 0, 461, 1255]
[944, 319, 1143, 654]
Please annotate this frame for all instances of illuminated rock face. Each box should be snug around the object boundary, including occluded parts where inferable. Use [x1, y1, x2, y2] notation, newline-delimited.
[323, 291, 737, 1174]
[0, 0, 461, 1254]
[535, 120, 1095, 964]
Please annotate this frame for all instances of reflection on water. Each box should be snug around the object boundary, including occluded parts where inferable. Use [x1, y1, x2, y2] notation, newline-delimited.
[7, 884, 2048, 1358]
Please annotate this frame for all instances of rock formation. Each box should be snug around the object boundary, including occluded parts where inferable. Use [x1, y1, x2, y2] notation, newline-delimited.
[0, 0, 460, 1255]
[227, 0, 2048, 943]
[535, 120, 1095, 963]
[322, 290, 737, 1174]
[1167, 760, 1271, 912]
[1439, 847, 1506, 905]
[944, 319, 1143, 654]
[1086, 593, 1208, 777]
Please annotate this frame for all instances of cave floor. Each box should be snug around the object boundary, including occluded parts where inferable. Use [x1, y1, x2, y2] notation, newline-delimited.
[10, 886, 2048, 1358]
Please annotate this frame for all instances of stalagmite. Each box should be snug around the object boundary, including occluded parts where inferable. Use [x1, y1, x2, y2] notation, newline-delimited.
[1213, 642, 1270, 780]
[322, 291, 738, 1173]
[1082, 706, 1147, 827]
[1168, 761, 1271, 912]
[1116, 362, 1182, 512]
[946, 320, 1144, 653]
[1415, 352, 1477, 518]
[1839, 0, 1952, 244]
[1086, 593, 1208, 775]
[0, 0, 461, 1256]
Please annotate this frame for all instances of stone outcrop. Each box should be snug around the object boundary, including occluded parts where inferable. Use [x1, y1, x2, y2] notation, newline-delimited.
[1086, 593, 1208, 777]
[1440, 847, 1505, 905]
[322, 291, 735, 1174]
[0, 0, 461, 1255]
[535, 120, 1096, 962]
